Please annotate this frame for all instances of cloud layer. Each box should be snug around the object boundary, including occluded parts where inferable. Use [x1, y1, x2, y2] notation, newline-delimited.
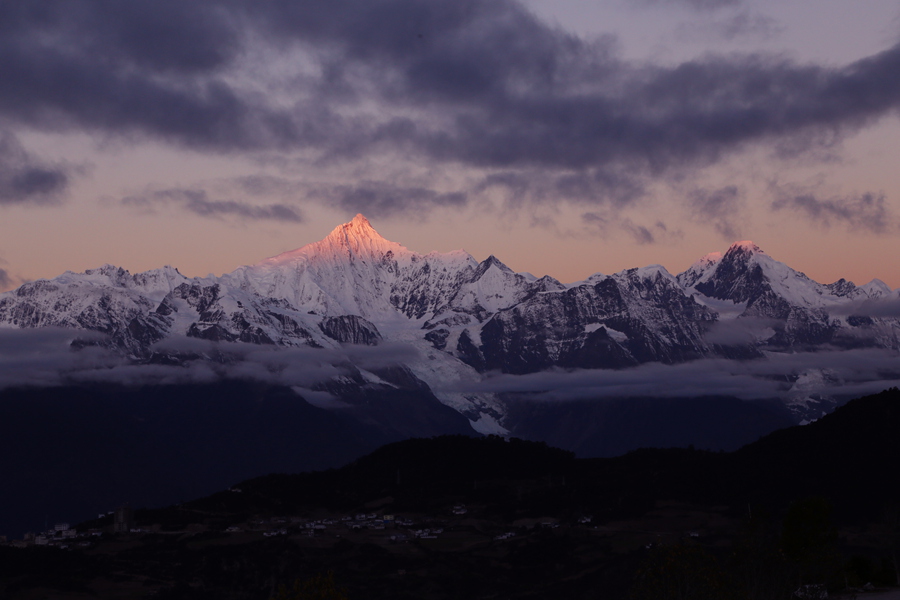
[0, 328, 421, 393]
[772, 189, 894, 234]
[0, 130, 70, 205]
[121, 187, 304, 223]
[3, 328, 898, 416]
[1, 0, 899, 218]
[446, 348, 900, 402]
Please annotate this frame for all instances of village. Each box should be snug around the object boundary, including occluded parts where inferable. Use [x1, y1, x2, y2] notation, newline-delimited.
[3, 492, 733, 559]
[0, 493, 792, 600]
[0, 500, 569, 551]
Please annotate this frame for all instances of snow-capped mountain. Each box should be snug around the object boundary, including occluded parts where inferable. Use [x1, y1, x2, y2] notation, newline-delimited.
[2, 215, 899, 427]
[678, 240, 898, 350]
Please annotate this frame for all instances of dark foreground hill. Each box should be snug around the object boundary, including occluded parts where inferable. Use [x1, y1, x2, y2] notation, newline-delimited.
[2, 388, 899, 600]
[0, 380, 473, 538]
[0, 379, 795, 538]
[193, 386, 900, 525]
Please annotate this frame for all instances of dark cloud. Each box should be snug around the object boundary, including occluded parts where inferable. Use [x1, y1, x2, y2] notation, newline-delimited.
[581, 211, 609, 229]
[1, 0, 899, 219]
[582, 212, 680, 244]
[713, 11, 782, 41]
[313, 182, 468, 218]
[0, 2, 278, 151]
[185, 198, 303, 222]
[624, 221, 655, 244]
[676, 11, 783, 43]
[475, 168, 648, 209]
[0, 130, 70, 205]
[122, 187, 303, 222]
[230, 175, 305, 198]
[771, 189, 894, 233]
[688, 185, 743, 239]
[621, 219, 677, 245]
[636, 0, 741, 11]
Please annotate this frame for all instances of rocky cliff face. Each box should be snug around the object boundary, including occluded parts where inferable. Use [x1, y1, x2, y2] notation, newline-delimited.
[467, 266, 716, 374]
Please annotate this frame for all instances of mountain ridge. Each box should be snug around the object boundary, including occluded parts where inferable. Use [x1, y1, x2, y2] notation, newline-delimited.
[1, 214, 899, 428]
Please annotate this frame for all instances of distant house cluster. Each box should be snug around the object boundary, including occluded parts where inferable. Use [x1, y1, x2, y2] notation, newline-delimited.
[236, 512, 424, 539]
[1, 505, 137, 549]
[2, 522, 101, 550]
[1, 501, 606, 552]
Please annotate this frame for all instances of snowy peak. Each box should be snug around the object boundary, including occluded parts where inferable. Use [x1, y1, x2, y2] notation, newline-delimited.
[627, 264, 675, 282]
[858, 279, 892, 299]
[677, 252, 722, 289]
[84, 264, 130, 281]
[226, 214, 488, 321]
[696, 252, 723, 267]
[724, 240, 764, 258]
[694, 243, 805, 305]
[322, 213, 388, 251]
[261, 213, 408, 268]
[611, 264, 681, 295]
[349, 212, 374, 230]
[316, 213, 406, 262]
[474, 255, 513, 277]
[685, 239, 833, 309]
[826, 278, 858, 297]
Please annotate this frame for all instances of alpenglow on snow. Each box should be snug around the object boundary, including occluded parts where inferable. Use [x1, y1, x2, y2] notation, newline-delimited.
[1, 214, 898, 428]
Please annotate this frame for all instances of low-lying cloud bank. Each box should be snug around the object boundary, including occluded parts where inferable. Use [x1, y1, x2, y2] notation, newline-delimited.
[2, 328, 898, 405]
[445, 348, 900, 402]
[0, 328, 418, 392]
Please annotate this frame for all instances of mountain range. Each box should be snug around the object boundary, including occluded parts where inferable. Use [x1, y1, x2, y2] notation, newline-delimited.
[2, 214, 898, 428]
[4, 214, 900, 537]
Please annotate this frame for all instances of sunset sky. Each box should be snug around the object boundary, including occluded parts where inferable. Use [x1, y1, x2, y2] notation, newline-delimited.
[1, 0, 899, 292]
